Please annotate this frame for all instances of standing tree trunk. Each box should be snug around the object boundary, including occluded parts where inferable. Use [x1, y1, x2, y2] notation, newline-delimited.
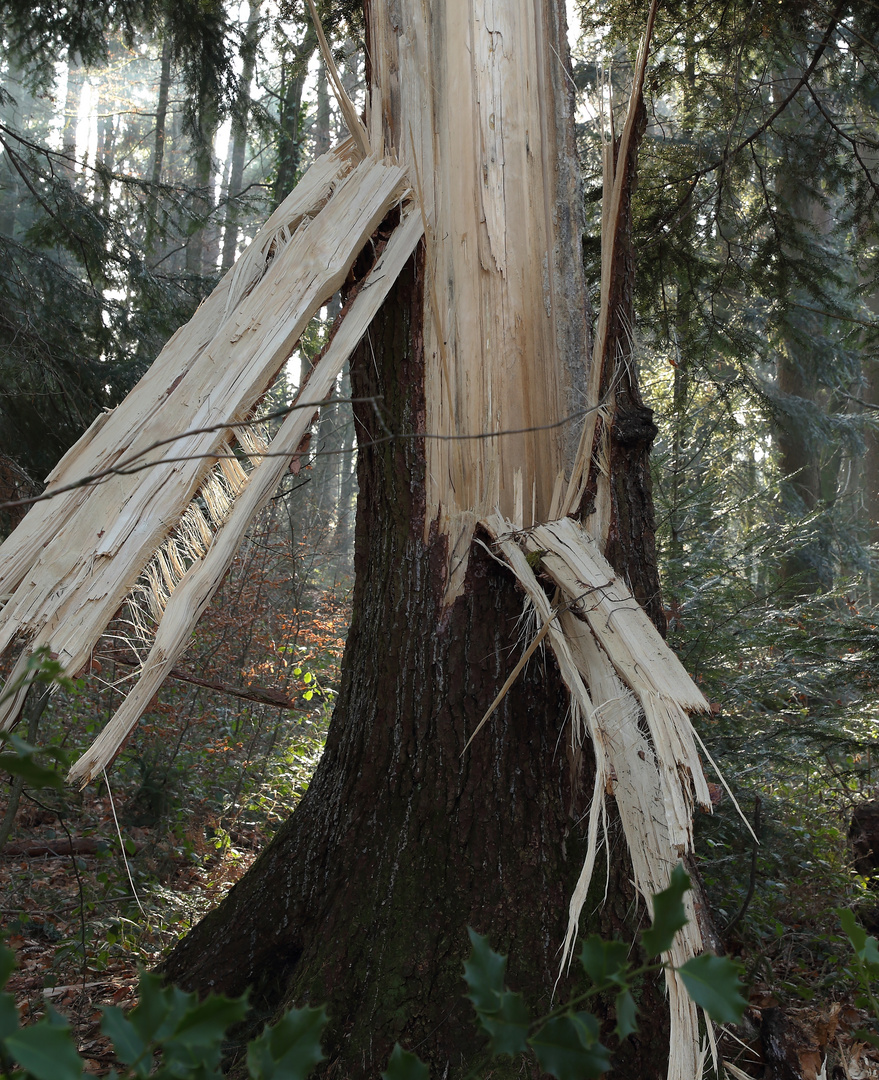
[774, 63, 832, 595]
[146, 28, 173, 254]
[273, 28, 317, 206]
[221, 0, 262, 271]
[159, 0, 672, 1073]
[61, 53, 84, 181]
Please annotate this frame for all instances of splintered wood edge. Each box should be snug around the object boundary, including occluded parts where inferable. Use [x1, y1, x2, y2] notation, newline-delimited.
[67, 207, 424, 787]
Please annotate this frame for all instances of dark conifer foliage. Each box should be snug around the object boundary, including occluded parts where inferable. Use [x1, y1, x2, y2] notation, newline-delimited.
[576, 1, 879, 587]
[0, 0, 241, 478]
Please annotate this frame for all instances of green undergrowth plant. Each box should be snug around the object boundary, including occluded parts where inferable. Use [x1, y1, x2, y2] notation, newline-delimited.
[0, 866, 746, 1080]
[838, 908, 879, 1049]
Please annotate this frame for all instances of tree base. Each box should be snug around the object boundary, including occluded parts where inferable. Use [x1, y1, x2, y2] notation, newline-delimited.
[159, 259, 670, 1078]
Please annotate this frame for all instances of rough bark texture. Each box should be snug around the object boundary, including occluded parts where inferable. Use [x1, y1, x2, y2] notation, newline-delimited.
[159, 253, 669, 1077]
[582, 100, 666, 632]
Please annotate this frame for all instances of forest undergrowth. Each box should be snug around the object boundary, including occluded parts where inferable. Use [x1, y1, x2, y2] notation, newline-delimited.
[4, 558, 879, 1077]
[0, 512, 350, 1075]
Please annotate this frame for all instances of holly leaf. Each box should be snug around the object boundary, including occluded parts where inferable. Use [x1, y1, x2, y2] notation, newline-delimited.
[101, 1008, 147, 1071]
[0, 992, 20, 1041]
[529, 1015, 611, 1080]
[0, 944, 15, 988]
[840, 908, 879, 970]
[614, 989, 638, 1040]
[0, 749, 64, 789]
[579, 937, 630, 988]
[381, 1043, 430, 1080]
[463, 929, 505, 1016]
[642, 865, 690, 956]
[246, 1004, 327, 1080]
[677, 954, 747, 1024]
[5, 1018, 84, 1080]
[164, 992, 248, 1073]
[481, 990, 530, 1056]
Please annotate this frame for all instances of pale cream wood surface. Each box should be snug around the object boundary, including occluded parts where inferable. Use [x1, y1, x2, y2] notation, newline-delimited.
[367, 0, 589, 584]
[0, 153, 408, 733]
[522, 517, 710, 712]
[68, 208, 424, 785]
[0, 144, 357, 608]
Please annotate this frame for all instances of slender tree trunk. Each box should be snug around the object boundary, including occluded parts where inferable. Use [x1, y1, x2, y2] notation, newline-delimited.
[62, 54, 84, 181]
[160, 0, 670, 1074]
[221, 0, 262, 271]
[774, 64, 830, 594]
[314, 63, 331, 158]
[185, 117, 218, 278]
[146, 30, 173, 254]
[864, 326, 879, 554]
[273, 28, 317, 206]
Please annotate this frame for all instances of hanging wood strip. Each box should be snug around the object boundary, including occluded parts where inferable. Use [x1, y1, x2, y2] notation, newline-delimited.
[521, 516, 710, 714]
[68, 208, 423, 786]
[480, 510, 714, 1080]
[0, 149, 410, 734]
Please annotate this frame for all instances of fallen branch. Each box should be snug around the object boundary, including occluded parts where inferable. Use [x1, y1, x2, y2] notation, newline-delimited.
[1, 837, 142, 858]
[101, 651, 298, 710]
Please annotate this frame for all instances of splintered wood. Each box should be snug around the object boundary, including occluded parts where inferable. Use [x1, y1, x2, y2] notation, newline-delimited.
[367, 0, 589, 586]
[0, 1, 718, 1071]
[482, 511, 713, 1080]
[0, 145, 417, 779]
[68, 208, 424, 786]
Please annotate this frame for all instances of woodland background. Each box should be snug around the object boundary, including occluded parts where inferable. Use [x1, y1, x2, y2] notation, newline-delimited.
[1, 0, 879, 1076]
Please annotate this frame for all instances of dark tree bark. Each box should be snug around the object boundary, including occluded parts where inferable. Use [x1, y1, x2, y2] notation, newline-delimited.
[160, 250, 669, 1077]
[159, 0, 673, 1073]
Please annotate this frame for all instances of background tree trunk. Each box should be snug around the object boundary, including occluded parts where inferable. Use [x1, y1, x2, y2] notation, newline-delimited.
[145, 29, 173, 254]
[221, 0, 261, 272]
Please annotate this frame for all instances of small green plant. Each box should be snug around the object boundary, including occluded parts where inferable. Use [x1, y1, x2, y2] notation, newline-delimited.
[459, 865, 745, 1078]
[839, 908, 879, 1048]
[0, 866, 746, 1079]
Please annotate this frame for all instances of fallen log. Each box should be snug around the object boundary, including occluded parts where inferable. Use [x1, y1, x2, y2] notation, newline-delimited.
[99, 651, 298, 710]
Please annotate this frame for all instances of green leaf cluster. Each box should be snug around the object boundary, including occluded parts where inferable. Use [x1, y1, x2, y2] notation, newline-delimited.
[0, 951, 323, 1080]
[839, 908, 879, 1047]
[460, 865, 744, 1079]
[0, 868, 746, 1080]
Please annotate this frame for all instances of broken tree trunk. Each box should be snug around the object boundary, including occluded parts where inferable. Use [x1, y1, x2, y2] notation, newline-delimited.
[0, 0, 721, 1074]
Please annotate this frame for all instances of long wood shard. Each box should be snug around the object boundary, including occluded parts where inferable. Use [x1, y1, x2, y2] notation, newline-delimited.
[68, 208, 423, 785]
[481, 511, 712, 1080]
[0, 149, 411, 738]
[0, 143, 357, 610]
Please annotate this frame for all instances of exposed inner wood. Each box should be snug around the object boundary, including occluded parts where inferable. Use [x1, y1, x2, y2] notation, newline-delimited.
[0, 143, 356, 610]
[366, 0, 589, 594]
[0, 151, 411, 740]
[67, 206, 423, 785]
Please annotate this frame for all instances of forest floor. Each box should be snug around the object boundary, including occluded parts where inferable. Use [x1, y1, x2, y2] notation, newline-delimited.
[2, 782, 879, 1079]
[1, 781, 267, 1074]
